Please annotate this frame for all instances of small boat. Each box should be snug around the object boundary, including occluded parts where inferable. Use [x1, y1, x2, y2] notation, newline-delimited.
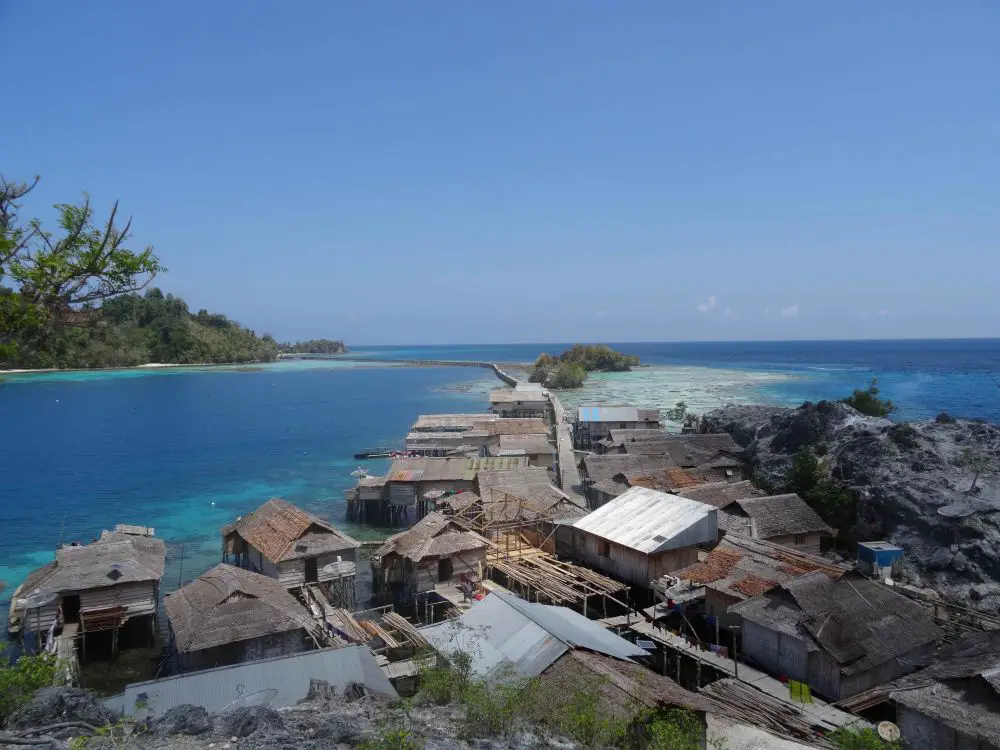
[353, 447, 396, 459]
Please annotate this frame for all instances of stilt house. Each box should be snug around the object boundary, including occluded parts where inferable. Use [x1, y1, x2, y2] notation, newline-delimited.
[570, 487, 718, 587]
[371, 512, 488, 606]
[222, 498, 359, 606]
[7, 529, 165, 660]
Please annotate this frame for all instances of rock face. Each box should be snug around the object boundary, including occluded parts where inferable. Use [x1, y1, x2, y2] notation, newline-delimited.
[701, 402, 1000, 612]
[5, 685, 569, 750]
[10, 686, 118, 734]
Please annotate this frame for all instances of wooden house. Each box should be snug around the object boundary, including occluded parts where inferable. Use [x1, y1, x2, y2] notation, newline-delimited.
[488, 434, 556, 469]
[489, 384, 548, 419]
[573, 406, 662, 449]
[730, 572, 942, 700]
[222, 498, 360, 606]
[570, 487, 718, 587]
[384, 456, 528, 510]
[716, 493, 833, 554]
[165, 563, 325, 673]
[371, 512, 488, 606]
[890, 630, 1000, 750]
[7, 529, 165, 660]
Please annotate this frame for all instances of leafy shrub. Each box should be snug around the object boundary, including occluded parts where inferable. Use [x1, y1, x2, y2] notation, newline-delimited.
[642, 709, 707, 750]
[935, 411, 956, 424]
[842, 379, 896, 417]
[0, 648, 57, 727]
[889, 423, 919, 450]
[829, 725, 901, 750]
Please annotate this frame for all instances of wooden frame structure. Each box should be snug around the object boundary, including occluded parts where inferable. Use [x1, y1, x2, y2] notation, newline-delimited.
[447, 488, 629, 614]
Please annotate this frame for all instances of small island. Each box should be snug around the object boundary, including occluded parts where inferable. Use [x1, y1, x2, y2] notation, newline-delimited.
[529, 344, 640, 389]
[278, 338, 347, 355]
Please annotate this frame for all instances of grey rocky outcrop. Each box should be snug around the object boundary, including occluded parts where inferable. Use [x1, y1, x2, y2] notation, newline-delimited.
[2, 685, 571, 750]
[700, 401, 1000, 612]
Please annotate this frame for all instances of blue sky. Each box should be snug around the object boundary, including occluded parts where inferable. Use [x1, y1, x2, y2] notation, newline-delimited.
[3, 1, 998, 344]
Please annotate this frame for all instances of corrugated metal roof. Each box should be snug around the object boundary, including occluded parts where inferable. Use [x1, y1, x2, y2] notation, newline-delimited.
[573, 486, 718, 554]
[419, 591, 644, 680]
[104, 646, 396, 718]
[577, 406, 640, 423]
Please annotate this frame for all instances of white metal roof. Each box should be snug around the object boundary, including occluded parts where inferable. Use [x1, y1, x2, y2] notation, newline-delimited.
[573, 486, 718, 554]
[104, 646, 396, 718]
[419, 590, 645, 680]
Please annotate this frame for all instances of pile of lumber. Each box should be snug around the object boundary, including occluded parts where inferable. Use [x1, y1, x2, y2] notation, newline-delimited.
[383, 611, 429, 648]
[700, 679, 834, 748]
[327, 608, 369, 643]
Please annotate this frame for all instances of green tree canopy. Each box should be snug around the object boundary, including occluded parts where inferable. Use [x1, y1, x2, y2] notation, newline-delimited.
[842, 378, 896, 417]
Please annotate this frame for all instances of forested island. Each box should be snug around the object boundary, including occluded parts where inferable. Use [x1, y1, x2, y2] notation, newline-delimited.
[279, 338, 347, 355]
[529, 344, 640, 388]
[0, 175, 325, 370]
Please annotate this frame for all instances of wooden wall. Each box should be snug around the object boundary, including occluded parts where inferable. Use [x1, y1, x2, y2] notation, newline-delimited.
[570, 529, 699, 587]
[765, 533, 823, 556]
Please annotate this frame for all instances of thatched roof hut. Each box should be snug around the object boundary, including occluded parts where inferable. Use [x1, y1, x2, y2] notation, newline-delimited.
[165, 563, 324, 671]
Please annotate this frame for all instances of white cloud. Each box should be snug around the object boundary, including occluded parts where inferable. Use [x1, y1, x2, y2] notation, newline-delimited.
[596, 309, 609, 319]
[877, 309, 889, 317]
[762, 308, 771, 318]
[780, 303, 800, 319]
[722, 307, 735, 319]
[697, 294, 717, 313]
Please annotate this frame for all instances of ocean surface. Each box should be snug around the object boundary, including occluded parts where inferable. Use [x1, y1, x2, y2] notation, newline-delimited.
[2, 338, 999, 606]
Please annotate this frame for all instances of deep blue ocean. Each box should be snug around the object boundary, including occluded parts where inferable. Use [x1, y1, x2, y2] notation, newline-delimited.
[2, 339, 998, 605]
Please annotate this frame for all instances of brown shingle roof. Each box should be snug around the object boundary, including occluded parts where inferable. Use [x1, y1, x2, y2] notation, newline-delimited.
[375, 512, 487, 562]
[677, 480, 763, 508]
[727, 494, 834, 538]
[165, 564, 320, 653]
[733, 572, 943, 677]
[229, 499, 359, 564]
[480, 418, 549, 436]
[539, 650, 714, 716]
[581, 455, 677, 483]
[675, 533, 849, 601]
[627, 468, 706, 492]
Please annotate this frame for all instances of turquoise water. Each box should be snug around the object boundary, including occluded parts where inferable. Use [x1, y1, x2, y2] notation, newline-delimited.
[0, 361, 496, 602]
[3, 338, 999, 604]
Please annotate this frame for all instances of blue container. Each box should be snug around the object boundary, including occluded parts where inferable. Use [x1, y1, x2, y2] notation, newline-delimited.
[857, 541, 904, 568]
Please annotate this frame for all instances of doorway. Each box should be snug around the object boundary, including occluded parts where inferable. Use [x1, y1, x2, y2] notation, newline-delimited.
[438, 557, 453, 582]
[62, 594, 81, 624]
[304, 557, 318, 584]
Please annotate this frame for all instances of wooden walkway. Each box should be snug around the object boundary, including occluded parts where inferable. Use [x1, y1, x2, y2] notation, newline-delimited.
[624, 620, 864, 733]
[54, 623, 80, 685]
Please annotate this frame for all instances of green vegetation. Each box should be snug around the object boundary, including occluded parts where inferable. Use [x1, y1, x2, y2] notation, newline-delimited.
[415, 645, 709, 748]
[1, 175, 277, 370]
[842, 378, 896, 417]
[0, 648, 56, 727]
[279, 338, 347, 354]
[530, 344, 640, 389]
[829, 725, 901, 750]
[3, 288, 278, 369]
[786, 448, 854, 530]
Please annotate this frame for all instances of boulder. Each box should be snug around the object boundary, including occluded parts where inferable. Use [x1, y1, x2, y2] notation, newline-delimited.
[150, 704, 213, 736]
[701, 402, 1000, 611]
[10, 686, 117, 733]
